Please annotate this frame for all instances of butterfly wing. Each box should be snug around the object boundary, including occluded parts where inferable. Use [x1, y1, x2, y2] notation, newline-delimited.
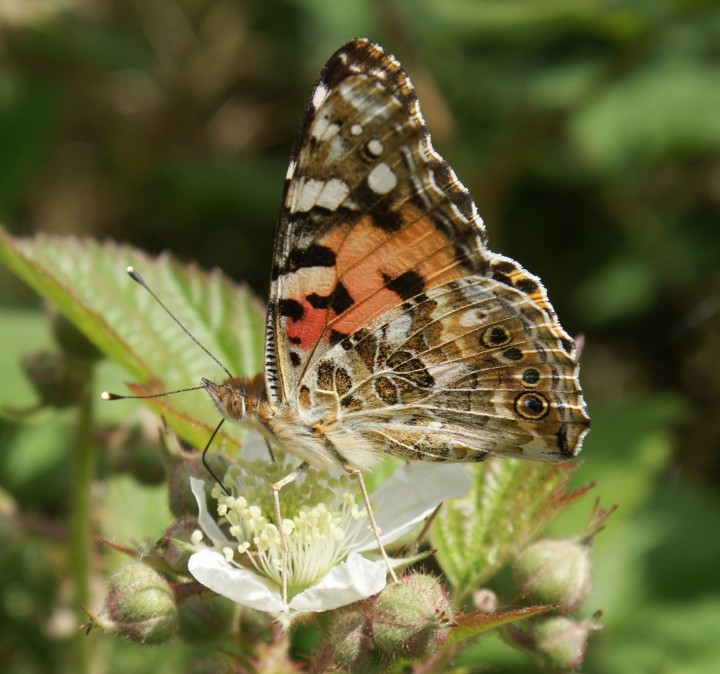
[304, 277, 589, 469]
[265, 39, 494, 404]
[265, 38, 588, 465]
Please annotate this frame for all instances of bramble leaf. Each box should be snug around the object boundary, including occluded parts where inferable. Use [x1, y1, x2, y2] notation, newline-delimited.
[432, 458, 590, 594]
[0, 230, 265, 451]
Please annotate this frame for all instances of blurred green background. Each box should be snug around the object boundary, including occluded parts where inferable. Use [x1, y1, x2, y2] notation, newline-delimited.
[1, 1, 719, 673]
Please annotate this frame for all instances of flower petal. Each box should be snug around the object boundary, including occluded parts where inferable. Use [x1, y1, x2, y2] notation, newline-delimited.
[288, 552, 387, 612]
[353, 462, 473, 552]
[190, 477, 227, 546]
[188, 548, 285, 613]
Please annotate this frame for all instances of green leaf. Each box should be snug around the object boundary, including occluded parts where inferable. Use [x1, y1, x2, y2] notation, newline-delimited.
[572, 59, 720, 173]
[0, 230, 266, 452]
[432, 458, 589, 593]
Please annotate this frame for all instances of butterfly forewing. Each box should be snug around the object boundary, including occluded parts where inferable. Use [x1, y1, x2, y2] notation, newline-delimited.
[266, 40, 492, 403]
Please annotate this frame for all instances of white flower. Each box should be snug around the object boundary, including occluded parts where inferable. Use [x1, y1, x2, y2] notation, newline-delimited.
[188, 433, 472, 621]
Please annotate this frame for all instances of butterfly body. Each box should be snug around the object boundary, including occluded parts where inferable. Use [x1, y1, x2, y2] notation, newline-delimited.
[205, 39, 589, 475]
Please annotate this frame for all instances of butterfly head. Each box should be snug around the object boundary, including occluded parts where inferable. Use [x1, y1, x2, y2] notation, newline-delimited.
[202, 373, 266, 423]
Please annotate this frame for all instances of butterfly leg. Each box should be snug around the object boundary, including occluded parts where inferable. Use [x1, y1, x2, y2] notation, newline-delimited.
[343, 465, 399, 584]
[264, 437, 277, 463]
[403, 504, 442, 557]
[271, 461, 310, 607]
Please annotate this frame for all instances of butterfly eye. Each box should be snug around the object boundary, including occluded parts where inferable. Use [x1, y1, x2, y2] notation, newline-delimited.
[228, 392, 246, 420]
[514, 392, 550, 420]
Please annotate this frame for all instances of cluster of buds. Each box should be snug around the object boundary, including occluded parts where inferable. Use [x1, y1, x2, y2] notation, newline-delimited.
[20, 310, 101, 410]
[89, 516, 238, 647]
[85, 423, 609, 672]
[502, 503, 613, 671]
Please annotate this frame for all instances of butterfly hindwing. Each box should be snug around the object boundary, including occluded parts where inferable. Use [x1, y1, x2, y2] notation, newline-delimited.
[301, 275, 588, 467]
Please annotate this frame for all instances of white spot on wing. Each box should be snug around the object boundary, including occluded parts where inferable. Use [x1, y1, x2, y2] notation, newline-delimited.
[316, 178, 349, 211]
[351, 124, 363, 136]
[287, 178, 322, 212]
[459, 308, 486, 327]
[324, 135, 348, 164]
[366, 139, 384, 156]
[286, 159, 296, 180]
[287, 177, 349, 213]
[367, 162, 397, 195]
[312, 114, 340, 141]
[312, 83, 329, 109]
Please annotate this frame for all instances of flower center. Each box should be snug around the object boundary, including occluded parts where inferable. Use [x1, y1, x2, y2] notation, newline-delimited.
[212, 457, 367, 591]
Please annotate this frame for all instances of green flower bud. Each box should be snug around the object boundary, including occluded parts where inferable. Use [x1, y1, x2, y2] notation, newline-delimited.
[50, 309, 102, 362]
[107, 413, 165, 485]
[168, 454, 227, 517]
[528, 615, 600, 672]
[513, 538, 592, 613]
[157, 515, 200, 574]
[325, 605, 378, 674]
[166, 446, 229, 518]
[472, 588, 498, 612]
[178, 593, 236, 643]
[371, 574, 451, 660]
[99, 563, 177, 644]
[22, 350, 89, 408]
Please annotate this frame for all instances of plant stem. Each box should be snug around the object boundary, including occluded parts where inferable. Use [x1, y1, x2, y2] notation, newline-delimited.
[70, 366, 95, 674]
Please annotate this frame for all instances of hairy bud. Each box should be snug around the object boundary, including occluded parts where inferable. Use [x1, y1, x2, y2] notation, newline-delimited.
[178, 593, 236, 643]
[371, 574, 452, 660]
[106, 413, 165, 484]
[513, 537, 593, 613]
[325, 605, 379, 674]
[157, 515, 200, 574]
[50, 309, 102, 361]
[98, 563, 177, 644]
[22, 351, 89, 408]
[529, 615, 601, 672]
[166, 446, 228, 518]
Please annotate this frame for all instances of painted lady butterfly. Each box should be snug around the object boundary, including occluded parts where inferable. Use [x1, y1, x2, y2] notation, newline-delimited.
[197, 39, 590, 595]
[204, 38, 590, 478]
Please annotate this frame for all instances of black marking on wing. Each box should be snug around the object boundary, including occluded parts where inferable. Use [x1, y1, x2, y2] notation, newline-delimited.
[382, 270, 426, 300]
[279, 298, 304, 321]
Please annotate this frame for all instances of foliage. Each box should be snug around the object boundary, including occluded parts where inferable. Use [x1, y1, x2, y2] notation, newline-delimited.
[1, 1, 719, 673]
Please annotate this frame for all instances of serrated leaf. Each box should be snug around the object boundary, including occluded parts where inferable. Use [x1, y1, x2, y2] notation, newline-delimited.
[446, 604, 556, 646]
[432, 458, 590, 593]
[0, 230, 266, 451]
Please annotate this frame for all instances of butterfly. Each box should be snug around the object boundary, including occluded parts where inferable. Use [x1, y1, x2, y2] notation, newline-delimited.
[200, 38, 590, 597]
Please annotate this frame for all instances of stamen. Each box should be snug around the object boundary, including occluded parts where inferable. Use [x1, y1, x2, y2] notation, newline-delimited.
[212, 457, 367, 590]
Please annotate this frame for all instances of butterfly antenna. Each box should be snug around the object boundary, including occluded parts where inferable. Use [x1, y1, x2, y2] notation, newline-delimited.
[126, 266, 233, 379]
[100, 385, 208, 401]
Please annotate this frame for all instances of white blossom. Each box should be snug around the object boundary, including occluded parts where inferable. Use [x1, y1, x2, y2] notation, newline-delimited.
[188, 433, 472, 621]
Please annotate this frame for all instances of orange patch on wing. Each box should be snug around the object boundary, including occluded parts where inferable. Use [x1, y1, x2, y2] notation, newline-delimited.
[328, 204, 468, 335]
[281, 204, 477, 353]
